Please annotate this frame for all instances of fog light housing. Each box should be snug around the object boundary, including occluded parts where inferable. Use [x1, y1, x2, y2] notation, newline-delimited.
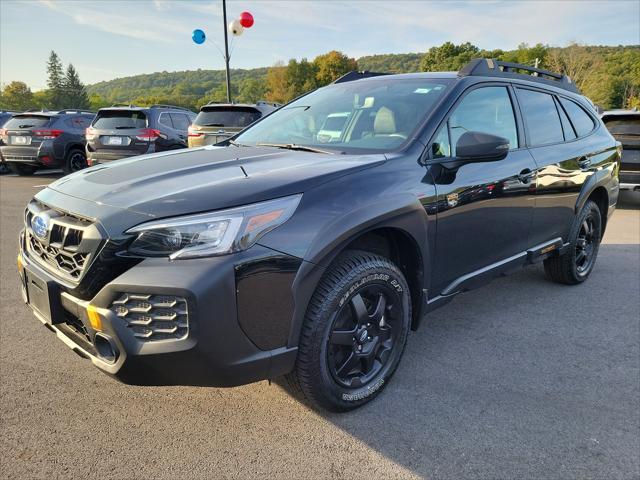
[110, 293, 188, 341]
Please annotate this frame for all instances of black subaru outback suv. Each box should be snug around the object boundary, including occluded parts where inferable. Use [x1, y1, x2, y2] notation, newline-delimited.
[86, 104, 196, 165]
[0, 110, 95, 175]
[18, 59, 620, 411]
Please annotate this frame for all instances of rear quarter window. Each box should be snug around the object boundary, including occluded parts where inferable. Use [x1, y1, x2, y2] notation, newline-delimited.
[559, 98, 595, 137]
[93, 111, 147, 129]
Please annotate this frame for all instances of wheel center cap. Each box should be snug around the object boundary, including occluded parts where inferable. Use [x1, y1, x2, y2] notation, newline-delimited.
[357, 328, 369, 344]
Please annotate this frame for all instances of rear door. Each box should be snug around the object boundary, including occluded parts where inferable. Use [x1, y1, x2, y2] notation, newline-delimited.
[516, 88, 598, 246]
[89, 110, 150, 155]
[428, 84, 538, 294]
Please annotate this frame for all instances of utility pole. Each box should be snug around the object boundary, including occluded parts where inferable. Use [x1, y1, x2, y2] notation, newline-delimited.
[222, 0, 232, 103]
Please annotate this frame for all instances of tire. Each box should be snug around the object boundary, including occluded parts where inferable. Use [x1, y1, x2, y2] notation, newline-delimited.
[7, 163, 36, 176]
[544, 200, 602, 285]
[285, 250, 411, 412]
[63, 148, 87, 174]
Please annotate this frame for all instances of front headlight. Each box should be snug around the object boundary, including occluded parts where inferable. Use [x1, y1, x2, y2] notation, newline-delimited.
[126, 194, 301, 259]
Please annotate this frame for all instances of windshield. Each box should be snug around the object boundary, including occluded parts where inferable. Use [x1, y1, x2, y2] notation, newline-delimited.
[235, 78, 451, 153]
[93, 110, 147, 129]
[195, 107, 261, 128]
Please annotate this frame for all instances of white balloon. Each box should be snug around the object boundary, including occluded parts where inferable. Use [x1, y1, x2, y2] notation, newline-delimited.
[228, 19, 244, 36]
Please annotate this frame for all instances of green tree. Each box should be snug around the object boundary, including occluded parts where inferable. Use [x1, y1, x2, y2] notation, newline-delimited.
[46, 50, 64, 108]
[0, 81, 34, 110]
[265, 62, 290, 103]
[63, 63, 89, 108]
[420, 42, 480, 71]
[237, 78, 267, 103]
[313, 51, 358, 85]
[286, 58, 318, 98]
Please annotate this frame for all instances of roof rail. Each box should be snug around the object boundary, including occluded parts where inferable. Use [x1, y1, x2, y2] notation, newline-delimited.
[458, 58, 579, 94]
[150, 104, 191, 112]
[56, 109, 96, 115]
[332, 71, 390, 84]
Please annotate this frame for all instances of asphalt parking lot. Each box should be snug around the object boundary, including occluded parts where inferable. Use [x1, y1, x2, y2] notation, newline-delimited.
[0, 171, 638, 480]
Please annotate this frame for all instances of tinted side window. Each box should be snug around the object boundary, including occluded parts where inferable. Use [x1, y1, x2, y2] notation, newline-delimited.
[555, 99, 577, 141]
[449, 86, 518, 155]
[158, 113, 174, 128]
[517, 89, 564, 146]
[170, 113, 190, 131]
[559, 98, 595, 137]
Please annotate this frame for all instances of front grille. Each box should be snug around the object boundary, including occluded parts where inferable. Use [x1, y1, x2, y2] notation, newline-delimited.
[111, 293, 189, 341]
[24, 200, 103, 283]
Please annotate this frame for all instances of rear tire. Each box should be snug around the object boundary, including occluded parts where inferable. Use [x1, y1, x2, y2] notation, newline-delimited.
[285, 250, 411, 412]
[7, 163, 36, 176]
[544, 200, 602, 285]
[63, 148, 87, 174]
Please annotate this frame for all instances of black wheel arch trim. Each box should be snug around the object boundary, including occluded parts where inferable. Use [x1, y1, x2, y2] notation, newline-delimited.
[282, 194, 431, 348]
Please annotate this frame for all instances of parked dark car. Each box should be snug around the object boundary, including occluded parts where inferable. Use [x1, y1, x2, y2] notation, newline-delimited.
[188, 101, 280, 147]
[18, 59, 620, 412]
[601, 109, 639, 191]
[0, 109, 94, 175]
[86, 104, 196, 165]
[0, 110, 18, 174]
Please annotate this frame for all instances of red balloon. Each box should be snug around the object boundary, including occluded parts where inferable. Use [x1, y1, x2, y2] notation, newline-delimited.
[239, 11, 254, 28]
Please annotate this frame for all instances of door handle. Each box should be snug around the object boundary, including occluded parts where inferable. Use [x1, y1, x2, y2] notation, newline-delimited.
[578, 156, 591, 169]
[518, 168, 535, 183]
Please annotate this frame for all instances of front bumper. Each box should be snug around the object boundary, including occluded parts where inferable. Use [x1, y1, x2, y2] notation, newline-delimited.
[18, 237, 302, 387]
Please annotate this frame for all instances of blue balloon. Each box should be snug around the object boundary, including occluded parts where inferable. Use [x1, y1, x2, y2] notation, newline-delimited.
[192, 29, 206, 45]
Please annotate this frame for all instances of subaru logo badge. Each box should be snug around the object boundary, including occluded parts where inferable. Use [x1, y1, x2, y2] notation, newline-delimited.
[31, 214, 49, 239]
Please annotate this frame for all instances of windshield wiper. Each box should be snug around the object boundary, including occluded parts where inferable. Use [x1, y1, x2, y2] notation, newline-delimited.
[257, 142, 338, 154]
[204, 123, 225, 127]
[114, 126, 134, 129]
[228, 139, 249, 147]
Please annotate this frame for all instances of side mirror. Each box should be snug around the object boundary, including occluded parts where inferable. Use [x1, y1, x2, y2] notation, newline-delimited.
[455, 131, 510, 161]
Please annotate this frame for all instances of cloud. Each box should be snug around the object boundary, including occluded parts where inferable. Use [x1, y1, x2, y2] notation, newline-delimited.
[39, 0, 191, 43]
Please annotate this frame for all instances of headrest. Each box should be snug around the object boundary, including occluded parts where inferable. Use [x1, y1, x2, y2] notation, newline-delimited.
[374, 107, 396, 134]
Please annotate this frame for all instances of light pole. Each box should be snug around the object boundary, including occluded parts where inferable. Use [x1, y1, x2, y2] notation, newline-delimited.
[222, 0, 232, 103]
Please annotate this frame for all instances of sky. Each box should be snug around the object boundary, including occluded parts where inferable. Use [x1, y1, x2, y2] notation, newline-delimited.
[1, 0, 639, 90]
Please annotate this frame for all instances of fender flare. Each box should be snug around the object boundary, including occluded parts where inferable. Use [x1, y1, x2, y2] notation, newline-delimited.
[286, 193, 431, 347]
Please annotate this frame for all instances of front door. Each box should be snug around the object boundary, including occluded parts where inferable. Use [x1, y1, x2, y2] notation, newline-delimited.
[426, 84, 537, 294]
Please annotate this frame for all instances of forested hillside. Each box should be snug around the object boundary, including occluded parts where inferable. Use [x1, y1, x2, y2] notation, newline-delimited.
[2, 43, 638, 112]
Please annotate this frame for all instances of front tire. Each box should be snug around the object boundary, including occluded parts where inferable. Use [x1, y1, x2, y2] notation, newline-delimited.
[544, 200, 602, 285]
[286, 250, 411, 412]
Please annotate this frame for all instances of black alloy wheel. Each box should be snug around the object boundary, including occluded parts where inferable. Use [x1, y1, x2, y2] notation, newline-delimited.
[327, 283, 401, 389]
[64, 149, 87, 174]
[575, 214, 597, 275]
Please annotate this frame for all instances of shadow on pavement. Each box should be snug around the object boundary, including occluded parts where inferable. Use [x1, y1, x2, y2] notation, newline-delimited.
[288, 242, 639, 479]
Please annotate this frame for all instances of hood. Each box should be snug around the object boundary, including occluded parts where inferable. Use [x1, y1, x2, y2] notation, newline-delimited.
[47, 145, 385, 218]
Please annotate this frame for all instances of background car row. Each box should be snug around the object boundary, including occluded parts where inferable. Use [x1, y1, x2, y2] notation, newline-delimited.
[0, 101, 280, 175]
